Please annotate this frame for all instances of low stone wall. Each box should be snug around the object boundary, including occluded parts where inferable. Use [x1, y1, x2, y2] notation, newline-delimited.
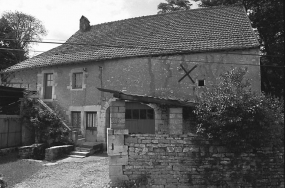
[0, 147, 18, 156]
[45, 145, 74, 161]
[18, 143, 46, 159]
[124, 134, 284, 188]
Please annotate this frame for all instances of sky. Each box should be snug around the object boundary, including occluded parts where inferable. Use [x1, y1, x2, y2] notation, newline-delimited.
[0, 0, 199, 57]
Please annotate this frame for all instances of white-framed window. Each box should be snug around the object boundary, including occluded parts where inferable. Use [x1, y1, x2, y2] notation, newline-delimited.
[86, 112, 97, 130]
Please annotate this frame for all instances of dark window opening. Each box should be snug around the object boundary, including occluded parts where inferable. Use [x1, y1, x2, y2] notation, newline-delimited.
[71, 111, 81, 128]
[125, 109, 154, 120]
[198, 80, 205, 86]
[86, 112, 97, 130]
[125, 109, 132, 119]
[140, 109, 147, 119]
[72, 72, 83, 89]
[147, 109, 154, 119]
[132, 109, 139, 119]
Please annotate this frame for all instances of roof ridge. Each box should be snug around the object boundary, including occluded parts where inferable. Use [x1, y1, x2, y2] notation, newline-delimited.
[87, 4, 244, 29]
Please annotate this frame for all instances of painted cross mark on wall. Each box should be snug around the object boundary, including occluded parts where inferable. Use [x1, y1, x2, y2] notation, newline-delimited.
[178, 64, 197, 84]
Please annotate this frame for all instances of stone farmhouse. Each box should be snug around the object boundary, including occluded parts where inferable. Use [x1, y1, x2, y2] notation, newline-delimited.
[0, 5, 260, 149]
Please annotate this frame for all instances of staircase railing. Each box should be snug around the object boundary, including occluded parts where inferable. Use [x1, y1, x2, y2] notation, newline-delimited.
[36, 99, 71, 131]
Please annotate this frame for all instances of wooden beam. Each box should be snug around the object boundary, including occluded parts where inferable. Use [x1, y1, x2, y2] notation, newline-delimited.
[97, 87, 197, 107]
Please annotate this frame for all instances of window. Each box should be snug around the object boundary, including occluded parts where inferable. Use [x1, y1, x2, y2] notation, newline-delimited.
[86, 112, 97, 130]
[72, 72, 83, 89]
[198, 79, 205, 87]
[125, 109, 154, 120]
[71, 111, 81, 128]
[44, 73, 53, 99]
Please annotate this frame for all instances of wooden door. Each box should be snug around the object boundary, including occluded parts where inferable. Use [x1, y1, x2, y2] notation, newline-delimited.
[125, 102, 155, 134]
[44, 73, 53, 99]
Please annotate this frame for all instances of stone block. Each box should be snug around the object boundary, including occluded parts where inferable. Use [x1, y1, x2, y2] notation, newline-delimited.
[111, 122, 126, 129]
[110, 106, 119, 113]
[154, 178, 167, 185]
[109, 165, 123, 176]
[108, 145, 128, 156]
[125, 136, 138, 144]
[114, 129, 129, 135]
[107, 128, 114, 135]
[167, 147, 175, 152]
[118, 106, 126, 113]
[169, 124, 183, 135]
[109, 155, 128, 165]
[169, 119, 183, 124]
[108, 134, 124, 145]
[111, 112, 125, 119]
[111, 100, 125, 107]
[142, 139, 151, 144]
[169, 108, 182, 114]
[109, 175, 129, 186]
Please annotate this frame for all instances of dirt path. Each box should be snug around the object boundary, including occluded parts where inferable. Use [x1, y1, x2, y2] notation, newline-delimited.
[13, 154, 110, 188]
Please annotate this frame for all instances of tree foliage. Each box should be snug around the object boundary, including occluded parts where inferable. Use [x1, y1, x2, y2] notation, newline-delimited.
[194, 68, 284, 152]
[22, 98, 70, 147]
[193, 0, 284, 97]
[157, 0, 192, 14]
[0, 17, 25, 70]
[0, 11, 47, 70]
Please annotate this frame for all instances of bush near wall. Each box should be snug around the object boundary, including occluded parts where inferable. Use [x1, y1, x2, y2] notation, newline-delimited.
[124, 134, 284, 188]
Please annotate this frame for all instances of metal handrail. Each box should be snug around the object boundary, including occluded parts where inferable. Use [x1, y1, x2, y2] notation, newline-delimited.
[36, 99, 72, 131]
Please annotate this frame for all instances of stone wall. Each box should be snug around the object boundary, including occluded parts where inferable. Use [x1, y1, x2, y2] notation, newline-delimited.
[3, 49, 261, 146]
[124, 134, 284, 188]
[45, 145, 74, 161]
[18, 143, 46, 159]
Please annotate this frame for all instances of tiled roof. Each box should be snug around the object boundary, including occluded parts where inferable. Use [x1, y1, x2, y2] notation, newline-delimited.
[2, 5, 259, 73]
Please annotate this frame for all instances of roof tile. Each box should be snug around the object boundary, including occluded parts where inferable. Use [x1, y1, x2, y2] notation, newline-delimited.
[2, 5, 259, 73]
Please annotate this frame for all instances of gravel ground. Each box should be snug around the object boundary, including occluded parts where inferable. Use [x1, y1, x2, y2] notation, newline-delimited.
[0, 153, 110, 188]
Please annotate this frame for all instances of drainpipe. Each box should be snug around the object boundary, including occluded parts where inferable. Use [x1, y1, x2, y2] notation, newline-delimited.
[99, 66, 104, 101]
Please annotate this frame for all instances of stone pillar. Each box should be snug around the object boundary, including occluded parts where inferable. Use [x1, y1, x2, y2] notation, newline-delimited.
[108, 100, 129, 184]
[169, 108, 183, 134]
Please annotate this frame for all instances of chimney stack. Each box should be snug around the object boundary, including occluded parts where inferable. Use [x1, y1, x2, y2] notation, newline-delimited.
[80, 16, 90, 32]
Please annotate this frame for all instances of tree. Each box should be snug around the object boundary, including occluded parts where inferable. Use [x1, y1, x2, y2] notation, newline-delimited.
[193, 0, 284, 98]
[194, 67, 284, 152]
[0, 11, 47, 69]
[0, 17, 24, 70]
[157, 0, 192, 14]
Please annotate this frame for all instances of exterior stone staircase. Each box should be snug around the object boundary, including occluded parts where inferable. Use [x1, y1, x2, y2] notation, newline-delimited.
[69, 142, 104, 158]
[38, 100, 104, 158]
[38, 100, 85, 143]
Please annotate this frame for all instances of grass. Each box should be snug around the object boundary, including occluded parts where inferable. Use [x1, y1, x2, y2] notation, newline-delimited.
[0, 152, 44, 188]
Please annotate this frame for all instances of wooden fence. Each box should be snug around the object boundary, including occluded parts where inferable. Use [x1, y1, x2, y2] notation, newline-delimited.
[0, 115, 22, 149]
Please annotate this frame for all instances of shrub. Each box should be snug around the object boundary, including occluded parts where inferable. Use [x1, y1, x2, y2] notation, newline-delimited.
[21, 98, 71, 147]
[0, 174, 7, 188]
[194, 67, 284, 152]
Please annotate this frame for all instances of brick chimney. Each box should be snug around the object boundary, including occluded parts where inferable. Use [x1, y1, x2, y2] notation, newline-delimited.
[80, 16, 90, 32]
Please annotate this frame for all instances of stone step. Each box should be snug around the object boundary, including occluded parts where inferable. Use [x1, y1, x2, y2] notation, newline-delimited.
[78, 134, 84, 139]
[68, 154, 86, 158]
[70, 151, 89, 156]
[75, 147, 92, 152]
